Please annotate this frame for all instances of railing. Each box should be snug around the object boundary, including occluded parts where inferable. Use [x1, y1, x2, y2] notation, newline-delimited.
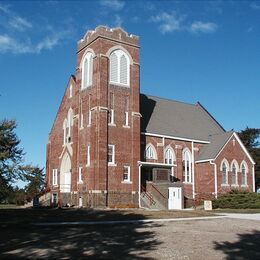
[141, 185, 156, 206]
[151, 183, 167, 199]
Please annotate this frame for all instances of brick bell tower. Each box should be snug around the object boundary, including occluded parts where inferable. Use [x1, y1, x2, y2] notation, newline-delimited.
[76, 26, 141, 207]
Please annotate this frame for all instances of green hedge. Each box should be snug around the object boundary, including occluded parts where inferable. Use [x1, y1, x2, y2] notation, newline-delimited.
[212, 190, 260, 209]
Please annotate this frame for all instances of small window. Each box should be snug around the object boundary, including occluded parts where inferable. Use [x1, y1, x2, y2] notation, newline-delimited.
[241, 163, 247, 185]
[78, 167, 83, 183]
[221, 161, 228, 184]
[52, 169, 58, 186]
[231, 162, 237, 185]
[182, 149, 192, 183]
[69, 85, 73, 98]
[123, 166, 130, 182]
[124, 96, 129, 126]
[88, 110, 92, 126]
[145, 144, 156, 159]
[109, 49, 130, 86]
[82, 52, 93, 89]
[87, 145, 90, 166]
[165, 148, 174, 164]
[108, 144, 115, 165]
[108, 92, 115, 125]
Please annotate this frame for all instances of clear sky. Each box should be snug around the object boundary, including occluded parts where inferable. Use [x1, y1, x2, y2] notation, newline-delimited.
[0, 0, 259, 175]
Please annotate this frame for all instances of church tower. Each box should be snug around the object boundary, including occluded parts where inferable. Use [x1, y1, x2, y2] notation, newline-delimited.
[75, 26, 141, 207]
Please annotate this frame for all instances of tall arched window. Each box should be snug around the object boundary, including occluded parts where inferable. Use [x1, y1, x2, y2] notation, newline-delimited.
[221, 160, 228, 184]
[110, 49, 130, 86]
[145, 144, 156, 159]
[63, 109, 73, 144]
[231, 160, 238, 185]
[241, 162, 247, 186]
[82, 52, 93, 89]
[164, 148, 175, 164]
[182, 149, 192, 183]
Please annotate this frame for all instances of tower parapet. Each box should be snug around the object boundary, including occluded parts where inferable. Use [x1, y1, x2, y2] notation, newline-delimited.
[77, 25, 139, 51]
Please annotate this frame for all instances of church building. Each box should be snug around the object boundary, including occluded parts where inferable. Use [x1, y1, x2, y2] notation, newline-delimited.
[45, 26, 255, 209]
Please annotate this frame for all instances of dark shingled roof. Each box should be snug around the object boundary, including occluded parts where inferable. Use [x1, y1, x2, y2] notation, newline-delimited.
[140, 94, 225, 142]
[196, 131, 234, 161]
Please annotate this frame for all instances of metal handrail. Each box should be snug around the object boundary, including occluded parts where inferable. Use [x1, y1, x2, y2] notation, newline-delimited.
[151, 183, 167, 199]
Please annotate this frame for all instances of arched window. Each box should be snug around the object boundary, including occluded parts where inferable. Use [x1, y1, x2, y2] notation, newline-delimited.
[182, 149, 192, 183]
[231, 160, 238, 185]
[221, 160, 228, 184]
[110, 49, 130, 86]
[82, 52, 93, 89]
[63, 109, 73, 144]
[241, 162, 247, 186]
[164, 148, 175, 164]
[145, 144, 156, 159]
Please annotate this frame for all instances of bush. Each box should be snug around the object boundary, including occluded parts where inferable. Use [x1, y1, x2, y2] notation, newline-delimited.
[212, 190, 260, 209]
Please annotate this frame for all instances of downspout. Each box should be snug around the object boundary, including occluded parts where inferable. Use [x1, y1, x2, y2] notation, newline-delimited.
[252, 165, 255, 192]
[210, 160, 218, 199]
[191, 141, 195, 199]
[138, 163, 142, 208]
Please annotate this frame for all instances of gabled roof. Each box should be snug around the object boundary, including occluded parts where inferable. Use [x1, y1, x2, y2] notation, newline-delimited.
[140, 94, 225, 142]
[196, 131, 234, 162]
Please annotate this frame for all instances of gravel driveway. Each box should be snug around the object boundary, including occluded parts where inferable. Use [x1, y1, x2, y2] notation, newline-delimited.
[1, 216, 260, 259]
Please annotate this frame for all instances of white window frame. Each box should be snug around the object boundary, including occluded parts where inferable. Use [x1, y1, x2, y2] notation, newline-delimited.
[124, 111, 129, 127]
[145, 144, 157, 159]
[220, 159, 229, 185]
[78, 167, 83, 183]
[81, 52, 93, 89]
[109, 49, 130, 86]
[164, 147, 175, 164]
[88, 110, 92, 126]
[231, 160, 238, 185]
[108, 144, 115, 165]
[122, 165, 131, 182]
[182, 149, 192, 183]
[87, 145, 91, 166]
[69, 84, 73, 98]
[109, 109, 115, 125]
[241, 161, 248, 186]
[52, 169, 58, 186]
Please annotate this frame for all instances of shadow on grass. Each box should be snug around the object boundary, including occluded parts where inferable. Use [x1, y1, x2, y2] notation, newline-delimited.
[0, 208, 162, 259]
[214, 230, 260, 260]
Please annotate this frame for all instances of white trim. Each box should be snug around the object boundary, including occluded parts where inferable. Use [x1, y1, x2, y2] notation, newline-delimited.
[123, 165, 131, 182]
[145, 143, 157, 160]
[210, 161, 218, 199]
[86, 145, 90, 166]
[234, 132, 255, 165]
[108, 144, 115, 165]
[231, 160, 239, 185]
[240, 160, 248, 186]
[141, 132, 210, 144]
[220, 158, 229, 185]
[138, 161, 177, 167]
[192, 141, 195, 199]
[252, 165, 255, 192]
[164, 145, 176, 164]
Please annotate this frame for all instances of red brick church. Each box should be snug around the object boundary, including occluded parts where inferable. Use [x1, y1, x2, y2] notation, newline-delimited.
[45, 26, 255, 209]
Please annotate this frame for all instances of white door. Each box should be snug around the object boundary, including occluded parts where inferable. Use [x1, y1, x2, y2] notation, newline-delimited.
[168, 187, 183, 210]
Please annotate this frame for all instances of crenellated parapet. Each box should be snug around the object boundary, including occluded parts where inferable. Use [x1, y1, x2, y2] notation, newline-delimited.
[77, 25, 139, 51]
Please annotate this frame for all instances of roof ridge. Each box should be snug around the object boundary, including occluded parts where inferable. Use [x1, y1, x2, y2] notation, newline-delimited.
[140, 93, 196, 107]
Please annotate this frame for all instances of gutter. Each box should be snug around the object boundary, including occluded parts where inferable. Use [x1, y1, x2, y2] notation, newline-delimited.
[210, 160, 218, 199]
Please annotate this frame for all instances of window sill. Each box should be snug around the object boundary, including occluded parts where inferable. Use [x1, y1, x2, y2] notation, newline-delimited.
[241, 184, 248, 187]
[81, 85, 92, 91]
[221, 184, 230, 187]
[108, 123, 116, 127]
[183, 182, 193, 185]
[231, 184, 239, 187]
[87, 124, 91, 128]
[123, 125, 130, 128]
[121, 181, 132, 184]
[108, 163, 117, 167]
[77, 181, 83, 185]
[109, 82, 130, 88]
[80, 127, 84, 130]
[52, 184, 58, 187]
[86, 164, 90, 167]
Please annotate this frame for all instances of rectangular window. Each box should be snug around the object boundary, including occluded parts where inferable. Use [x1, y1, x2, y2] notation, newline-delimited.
[52, 169, 58, 186]
[108, 144, 115, 165]
[87, 145, 90, 166]
[78, 167, 83, 183]
[109, 92, 115, 125]
[124, 96, 129, 126]
[88, 110, 91, 126]
[123, 166, 130, 182]
[88, 95, 91, 126]
[69, 85, 73, 98]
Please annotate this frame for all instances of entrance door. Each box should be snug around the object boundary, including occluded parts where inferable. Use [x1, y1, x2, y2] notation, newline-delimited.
[79, 197, 83, 208]
[168, 187, 183, 210]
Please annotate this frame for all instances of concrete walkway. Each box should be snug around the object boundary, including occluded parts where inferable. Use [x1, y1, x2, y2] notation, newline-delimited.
[222, 213, 260, 221]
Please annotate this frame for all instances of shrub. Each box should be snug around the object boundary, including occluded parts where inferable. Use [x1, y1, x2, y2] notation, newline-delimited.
[212, 190, 260, 209]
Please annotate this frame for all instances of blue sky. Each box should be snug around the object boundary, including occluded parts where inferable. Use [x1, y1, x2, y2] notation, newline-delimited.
[0, 0, 259, 177]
